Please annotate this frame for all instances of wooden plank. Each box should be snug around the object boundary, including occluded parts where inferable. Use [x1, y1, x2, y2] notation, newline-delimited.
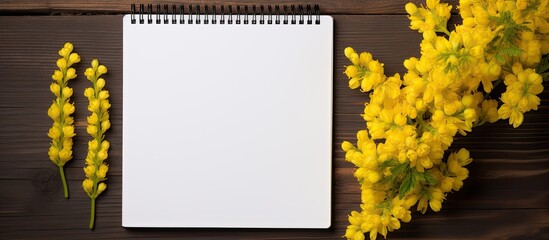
[0, 14, 548, 239]
[0, 0, 459, 15]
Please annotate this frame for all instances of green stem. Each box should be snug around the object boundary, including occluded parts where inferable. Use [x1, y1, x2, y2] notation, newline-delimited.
[59, 166, 69, 199]
[440, 28, 451, 36]
[89, 197, 96, 229]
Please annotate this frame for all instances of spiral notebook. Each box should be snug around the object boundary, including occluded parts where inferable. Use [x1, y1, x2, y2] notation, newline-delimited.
[122, 4, 333, 228]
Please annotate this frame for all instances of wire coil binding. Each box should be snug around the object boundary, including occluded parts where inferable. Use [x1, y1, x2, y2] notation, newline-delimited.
[130, 4, 321, 25]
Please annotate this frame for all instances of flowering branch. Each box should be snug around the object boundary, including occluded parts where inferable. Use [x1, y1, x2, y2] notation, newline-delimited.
[82, 59, 110, 229]
[47, 42, 80, 199]
[342, 0, 548, 239]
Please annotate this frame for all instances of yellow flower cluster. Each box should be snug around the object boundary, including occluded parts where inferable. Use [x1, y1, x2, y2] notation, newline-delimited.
[47, 42, 80, 198]
[82, 59, 110, 229]
[342, 1, 548, 240]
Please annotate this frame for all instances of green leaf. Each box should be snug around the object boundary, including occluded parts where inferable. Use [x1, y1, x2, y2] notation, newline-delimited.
[399, 171, 414, 198]
[537, 54, 549, 73]
[487, 11, 531, 62]
[541, 72, 549, 82]
[391, 162, 409, 175]
[379, 159, 399, 169]
[424, 171, 438, 185]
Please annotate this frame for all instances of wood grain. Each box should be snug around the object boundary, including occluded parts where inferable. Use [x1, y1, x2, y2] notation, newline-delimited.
[0, 0, 459, 15]
[0, 13, 548, 240]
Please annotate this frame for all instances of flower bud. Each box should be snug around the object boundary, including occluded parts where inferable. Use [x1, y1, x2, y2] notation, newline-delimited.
[87, 113, 99, 125]
[68, 53, 81, 65]
[63, 102, 75, 115]
[100, 100, 111, 111]
[85, 68, 95, 80]
[511, 62, 523, 75]
[62, 125, 75, 137]
[461, 94, 473, 107]
[96, 78, 106, 89]
[101, 140, 110, 151]
[101, 112, 110, 121]
[97, 182, 107, 195]
[65, 68, 77, 81]
[101, 120, 111, 132]
[406, 149, 418, 162]
[56, 58, 67, 70]
[87, 125, 98, 136]
[48, 126, 61, 139]
[429, 200, 442, 212]
[368, 60, 383, 73]
[63, 42, 73, 52]
[405, 3, 417, 15]
[50, 83, 61, 96]
[62, 87, 73, 99]
[350, 52, 359, 65]
[91, 59, 99, 68]
[97, 65, 108, 75]
[344, 47, 355, 59]
[422, 30, 437, 42]
[98, 90, 109, 100]
[341, 141, 355, 152]
[58, 148, 72, 163]
[359, 52, 372, 67]
[58, 48, 69, 58]
[88, 99, 100, 112]
[62, 138, 73, 149]
[52, 70, 64, 82]
[463, 17, 475, 27]
[453, 179, 464, 190]
[82, 178, 94, 194]
[48, 146, 60, 162]
[344, 65, 359, 78]
[97, 150, 108, 161]
[366, 171, 380, 183]
[357, 129, 369, 141]
[463, 109, 476, 121]
[84, 87, 95, 99]
[394, 113, 407, 126]
[84, 165, 95, 178]
[48, 103, 61, 120]
[88, 139, 99, 151]
[420, 157, 433, 169]
[403, 57, 417, 70]
[441, 177, 454, 192]
[97, 164, 108, 179]
[348, 77, 360, 89]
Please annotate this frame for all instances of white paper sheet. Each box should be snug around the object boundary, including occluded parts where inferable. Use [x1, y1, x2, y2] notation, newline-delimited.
[122, 14, 333, 228]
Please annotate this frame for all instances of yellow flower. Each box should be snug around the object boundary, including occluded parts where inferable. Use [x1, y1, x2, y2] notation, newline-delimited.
[499, 65, 543, 127]
[407, 0, 452, 34]
[82, 179, 94, 195]
[97, 182, 107, 195]
[97, 164, 108, 179]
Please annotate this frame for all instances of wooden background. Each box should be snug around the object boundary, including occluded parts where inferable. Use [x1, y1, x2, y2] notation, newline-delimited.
[0, 1, 547, 239]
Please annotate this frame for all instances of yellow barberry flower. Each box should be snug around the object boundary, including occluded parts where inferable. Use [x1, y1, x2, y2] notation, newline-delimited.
[498, 63, 543, 127]
[82, 59, 110, 229]
[406, 0, 452, 35]
[48, 42, 80, 199]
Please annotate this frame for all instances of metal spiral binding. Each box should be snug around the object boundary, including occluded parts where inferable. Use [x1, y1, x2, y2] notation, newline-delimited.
[130, 4, 321, 25]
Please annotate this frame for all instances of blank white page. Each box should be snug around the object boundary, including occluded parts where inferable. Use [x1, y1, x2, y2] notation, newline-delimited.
[122, 13, 333, 228]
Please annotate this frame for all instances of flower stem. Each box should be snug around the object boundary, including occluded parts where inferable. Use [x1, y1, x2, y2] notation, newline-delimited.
[89, 197, 96, 229]
[59, 166, 69, 199]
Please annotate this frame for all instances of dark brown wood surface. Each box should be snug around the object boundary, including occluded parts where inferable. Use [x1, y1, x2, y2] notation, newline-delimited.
[0, 0, 459, 15]
[0, 2, 548, 239]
